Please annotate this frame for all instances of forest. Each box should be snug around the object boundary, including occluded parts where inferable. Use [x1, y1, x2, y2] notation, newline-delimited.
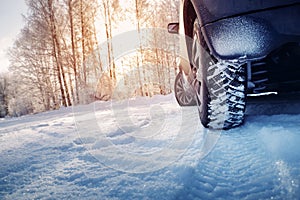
[0, 0, 179, 118]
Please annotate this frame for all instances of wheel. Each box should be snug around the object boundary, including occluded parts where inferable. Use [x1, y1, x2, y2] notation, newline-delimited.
[174, 71, 197, 106]
[192, 19, 247, 130]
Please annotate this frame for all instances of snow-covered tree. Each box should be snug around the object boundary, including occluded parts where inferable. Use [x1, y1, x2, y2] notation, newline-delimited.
[0, 73, 9, 118]
[7, 0, 180, 116]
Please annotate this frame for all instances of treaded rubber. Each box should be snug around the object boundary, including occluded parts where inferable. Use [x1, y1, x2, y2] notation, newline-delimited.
[205, 61, 247, 130]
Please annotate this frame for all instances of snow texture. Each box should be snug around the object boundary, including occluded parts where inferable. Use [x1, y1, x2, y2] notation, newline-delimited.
[1, 94, 300, 199]
[208, 17, 272, 58]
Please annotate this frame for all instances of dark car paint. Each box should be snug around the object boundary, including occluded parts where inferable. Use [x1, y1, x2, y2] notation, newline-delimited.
[187, 1, 300, 60]
[191, 0, 300, 26]
[203, 5, 300, 60]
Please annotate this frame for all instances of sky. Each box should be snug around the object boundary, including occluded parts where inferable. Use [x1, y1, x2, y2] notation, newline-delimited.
[0, 0, 27, 73]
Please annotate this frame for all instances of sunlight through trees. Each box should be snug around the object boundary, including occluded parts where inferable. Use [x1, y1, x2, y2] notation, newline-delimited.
[1, 0, 180, 117]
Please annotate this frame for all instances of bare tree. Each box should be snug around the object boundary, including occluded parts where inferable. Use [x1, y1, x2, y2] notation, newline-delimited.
[0, 73, 9, 117]
[6, 0, 181, 117]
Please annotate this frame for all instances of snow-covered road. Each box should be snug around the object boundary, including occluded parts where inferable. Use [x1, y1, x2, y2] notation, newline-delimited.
[1, 94, 300, 199]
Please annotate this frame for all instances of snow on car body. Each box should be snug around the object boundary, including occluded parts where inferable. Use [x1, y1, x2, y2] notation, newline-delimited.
[169, 0, 300, 129]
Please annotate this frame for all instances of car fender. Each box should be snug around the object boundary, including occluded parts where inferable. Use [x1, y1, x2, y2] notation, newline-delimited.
[189, 0, 300, 60]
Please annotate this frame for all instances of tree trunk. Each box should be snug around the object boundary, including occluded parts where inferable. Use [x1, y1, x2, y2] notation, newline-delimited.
[103, 0, 116, 96]
[68, 0, 80, 104]
[80, 0, 87, 85]
[48, 0, 71, 106]
[135, 0, 144, 96]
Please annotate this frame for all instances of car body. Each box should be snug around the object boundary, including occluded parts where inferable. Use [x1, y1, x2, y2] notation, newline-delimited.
[169, 0, 300, 129]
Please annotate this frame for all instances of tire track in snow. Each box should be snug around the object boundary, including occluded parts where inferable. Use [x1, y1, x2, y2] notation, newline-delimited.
[175, 126, 299, 200]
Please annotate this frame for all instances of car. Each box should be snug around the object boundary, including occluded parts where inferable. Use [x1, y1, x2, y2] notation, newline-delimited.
[168, 0, 300, 130]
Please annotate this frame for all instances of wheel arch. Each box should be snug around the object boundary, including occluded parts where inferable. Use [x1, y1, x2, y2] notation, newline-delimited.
[183, 0, 197, 39]
[182, 0, 211, 66]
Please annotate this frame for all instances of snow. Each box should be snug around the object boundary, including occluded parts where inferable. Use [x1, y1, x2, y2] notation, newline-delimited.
[207, 16, 272, 58]
[1, 94, 300, 199]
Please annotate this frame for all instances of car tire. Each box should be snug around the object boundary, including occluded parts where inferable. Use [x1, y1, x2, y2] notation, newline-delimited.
[174, 71, 197, 106]
[192, 19, 247, 129]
